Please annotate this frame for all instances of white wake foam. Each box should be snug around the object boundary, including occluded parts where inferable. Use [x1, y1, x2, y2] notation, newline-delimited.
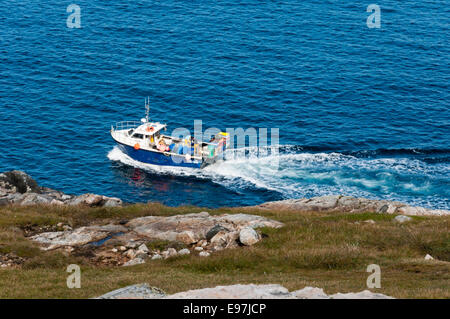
[107, 145, 449, 208]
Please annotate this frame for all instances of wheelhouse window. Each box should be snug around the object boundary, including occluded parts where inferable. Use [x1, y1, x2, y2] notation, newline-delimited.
[132, 133, 144, 139]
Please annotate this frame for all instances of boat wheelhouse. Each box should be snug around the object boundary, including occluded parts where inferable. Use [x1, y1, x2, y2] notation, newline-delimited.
[111, 99, 229, 168]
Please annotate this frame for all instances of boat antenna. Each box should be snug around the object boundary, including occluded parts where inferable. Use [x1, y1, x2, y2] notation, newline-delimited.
[145, 97, 150, 122]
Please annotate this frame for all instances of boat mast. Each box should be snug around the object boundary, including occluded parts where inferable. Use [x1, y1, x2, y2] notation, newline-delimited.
[145, 97, 150, 122]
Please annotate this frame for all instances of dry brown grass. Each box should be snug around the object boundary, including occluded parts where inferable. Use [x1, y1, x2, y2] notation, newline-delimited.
[0, 204, 448, 298]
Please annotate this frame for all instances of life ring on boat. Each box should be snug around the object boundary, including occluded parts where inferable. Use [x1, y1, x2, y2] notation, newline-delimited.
[146, 126, 154, 132]
[134, 143, 140, 150]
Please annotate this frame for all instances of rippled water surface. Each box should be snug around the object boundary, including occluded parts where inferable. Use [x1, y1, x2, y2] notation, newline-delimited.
[1, 1, 449, 208]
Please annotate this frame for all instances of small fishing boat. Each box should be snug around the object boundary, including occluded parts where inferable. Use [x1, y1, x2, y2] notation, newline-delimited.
[111, 98, 229, 168]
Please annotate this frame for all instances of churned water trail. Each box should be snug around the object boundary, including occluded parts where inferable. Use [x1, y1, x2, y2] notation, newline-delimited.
[107, 146, 450, 209]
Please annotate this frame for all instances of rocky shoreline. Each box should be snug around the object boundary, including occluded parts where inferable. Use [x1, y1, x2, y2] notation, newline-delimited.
[253, 195, 450, 216]
[0, 170, 122, 207]
[2, 170, 449, 216]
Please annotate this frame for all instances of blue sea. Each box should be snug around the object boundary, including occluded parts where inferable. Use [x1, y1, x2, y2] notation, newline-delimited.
[1, 1, 449, 209]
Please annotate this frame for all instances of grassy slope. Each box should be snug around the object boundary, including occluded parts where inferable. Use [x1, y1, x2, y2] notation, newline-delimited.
[0, 203, 448, 298]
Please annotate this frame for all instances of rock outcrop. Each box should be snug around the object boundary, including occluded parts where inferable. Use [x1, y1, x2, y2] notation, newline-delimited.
[255, 195, 449, 216]
[394, 215, 412, 223]
[239, 227, 260, 246]
[0, 170, 122, 207]
[3, 171, 447, 216]
[97, 284, 166, 299]
[126, 212, 282, 246]
[97, 283, 394, 299]
[29, 211, 284, 264]
[30, 224, 128, 250]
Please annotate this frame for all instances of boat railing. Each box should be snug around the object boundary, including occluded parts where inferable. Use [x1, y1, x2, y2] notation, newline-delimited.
[112, 121, 142, 131]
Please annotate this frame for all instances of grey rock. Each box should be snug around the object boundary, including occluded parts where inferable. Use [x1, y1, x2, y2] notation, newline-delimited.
[306, 195, 340, 210]
[30, 224, 127, 250]
[126, 249, 136, 259]
[330, 290, 394, 299]
[216, 214, 284, 229]
[68, 193, 103, 206]
[96, 284, 165, 299]
[0, 170, 122, 208]
[210, 231, 228, 247]
[239, 227, 260, 246]
[68, 193, 123, 207]
[126, 212, 283, 245]
[424, 254, 434, 260]
[99, 284, 395, 299]
[337, 196, 361, 209]
[396, 206, 447, 216]
[178, 248, 190, 255]
[394, 215, 412, 223]
[378, 204, 389, 213]
[0, 170, 41, 194]
[103, 197, 123, 207]
[126, 241, 139, 249]
[127, 213, 212, 243]
[210, 230, 239, 249]
[199, 251, 210, 257]
[28, 211, 282, 254]
[291, 287, 330, 299]
[151, 254, 162, 260]
[19, 193, 52, 206]
[176, 230, 197, 244]
[61, 194, 72, 201]
[134, 252, 150, 260]
[50, 199, 64, 205]
[206, 224, 230, 241]
[162, 248, 177, 259]
[255, 195, 449, 216]
[122, 257, 146, 266]
[137, 244, 149, 253]
[167, 284, 291, 299]
[386, 204, 399, 214]
[41, 188, 65, 200]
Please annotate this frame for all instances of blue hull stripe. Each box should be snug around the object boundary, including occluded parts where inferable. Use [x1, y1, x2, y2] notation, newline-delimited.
[116, 142, 203, 168]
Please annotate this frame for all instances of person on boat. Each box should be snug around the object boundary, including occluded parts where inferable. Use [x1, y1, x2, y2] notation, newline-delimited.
[149, 134, 156, 147]
[157, 138, 169, 152]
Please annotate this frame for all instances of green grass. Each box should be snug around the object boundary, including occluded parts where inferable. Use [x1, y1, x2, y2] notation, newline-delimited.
[144, 239, 187, 251]
[0, 204, 448, 298]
